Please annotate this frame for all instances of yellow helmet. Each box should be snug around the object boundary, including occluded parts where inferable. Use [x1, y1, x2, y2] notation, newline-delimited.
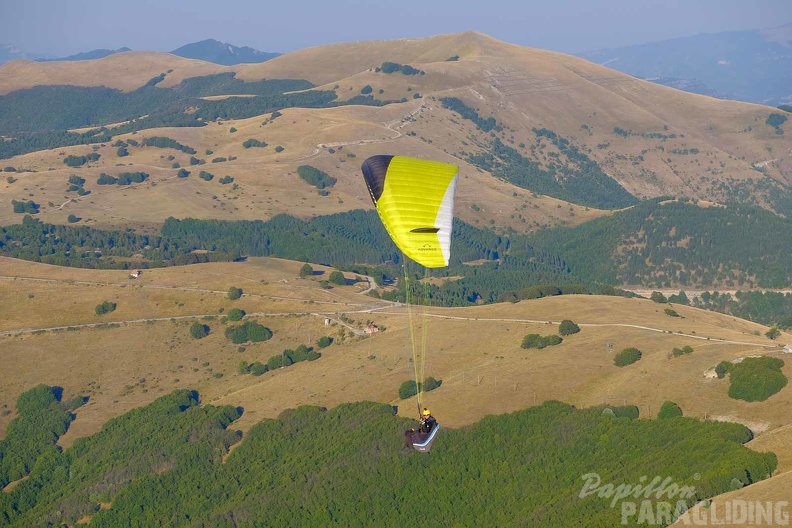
[422, 408, 431, 416]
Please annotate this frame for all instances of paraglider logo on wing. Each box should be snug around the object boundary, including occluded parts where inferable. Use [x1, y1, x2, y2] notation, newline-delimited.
[361, 155, 459, 452]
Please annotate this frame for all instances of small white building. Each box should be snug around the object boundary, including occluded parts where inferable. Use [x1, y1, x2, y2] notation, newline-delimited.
[129, 269, 142, 279]
[784, 344, 792, 354]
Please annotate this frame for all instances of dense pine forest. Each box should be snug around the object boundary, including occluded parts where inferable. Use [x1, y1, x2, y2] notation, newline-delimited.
[0, 386, 777, 527]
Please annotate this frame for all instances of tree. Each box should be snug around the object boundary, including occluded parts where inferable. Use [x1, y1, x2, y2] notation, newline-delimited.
[246, 322, 272, 342]
[95, 301, 117, 316]
[228, 287, 243, 300]
[657, 401, 683, 419]
[614, 347, 642, 367]
[558, 319, 580, 336]
[715, 361, 733, 379]
[67, 214, 80, 223]
[116, 146, 129, 157]
[360, 85, 373, 94]
[668, 291, 690, 305]
[97, 173, 117, 185]
[664, 308, 680, 317]
[650, 291, 667, 303]
[226, 308, 245, 321]
[299, 263, 314, 278]
[765, 327, 781, 340]
[766, 113, 788, 128]
[63, 155, 87, 167]
[317, 336, 333, 348]
[328, 271, 346, 286]
[190, 321, 209, 339]
[521, 334, 562, 349]
[242, 139, 267, 148]
[423, 377, 441, 392]
[250, 362, 268, 376]
[399, 380, 419, 399]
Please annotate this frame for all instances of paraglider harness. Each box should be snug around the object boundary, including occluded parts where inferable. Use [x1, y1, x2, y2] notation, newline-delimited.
[404, 408, 439, 452]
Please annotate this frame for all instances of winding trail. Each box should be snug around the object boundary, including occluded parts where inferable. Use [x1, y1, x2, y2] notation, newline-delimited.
[3, 285, 778, 350]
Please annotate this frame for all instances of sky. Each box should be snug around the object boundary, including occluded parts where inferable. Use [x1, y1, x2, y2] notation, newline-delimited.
[1, 0, 791, 57]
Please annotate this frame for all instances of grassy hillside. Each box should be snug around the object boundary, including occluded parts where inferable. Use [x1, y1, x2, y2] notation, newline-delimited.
[0, 387, 777, 527]
[1, 256, 789, 444]
[1, 32, 790, 235]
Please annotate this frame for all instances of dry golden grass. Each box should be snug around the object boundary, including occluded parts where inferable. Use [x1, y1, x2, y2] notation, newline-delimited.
[2, 32, 789, 232]
[0, 51, 228, 94]
[1, 257, 790, 460]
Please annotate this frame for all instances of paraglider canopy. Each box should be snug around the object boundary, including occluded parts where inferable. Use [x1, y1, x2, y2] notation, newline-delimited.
[362, 155, 459, 268]
[362, 154, 457, 453]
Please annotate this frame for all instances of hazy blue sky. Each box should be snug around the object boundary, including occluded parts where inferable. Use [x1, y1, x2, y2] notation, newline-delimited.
[1, 0, 790, 56]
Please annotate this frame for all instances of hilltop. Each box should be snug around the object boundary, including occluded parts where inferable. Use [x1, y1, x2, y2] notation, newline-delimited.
[171, 38, 280, 65]
[1, 31, 789, 236]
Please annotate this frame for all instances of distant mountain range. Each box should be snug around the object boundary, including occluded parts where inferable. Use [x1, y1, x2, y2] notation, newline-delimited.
[170, 39, 280, 65]
[37, 48, 132, 62]
[0, 39, 280, 66]
[577, 23, 792, 106]
[0, 43, 44, 63]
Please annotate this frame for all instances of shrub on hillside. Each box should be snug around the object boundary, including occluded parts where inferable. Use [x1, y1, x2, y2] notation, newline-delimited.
[727, 357, 787, 402]
[224, 321, 272, 344]
[328, 271, 346, 286]
[226, 308, 245, 321]
[228, 287, 243, 300]
[12, 200, 39, 214]
[250, 362, 268, 376]
[658, 401, 683, 419]
[297, 165, 336, 189]
[190, 321, 209, 339]
[559, 319, 580, 336]
[521, 334, 562, 349]
[242, 139, 267, 148]
[614, 347, 642, 367]
[765, 327, 781, 340]
[317, 336, 333, 348]
[63, 155, 87, 167]
[96, 173, 117, 185]
[299, 263, 314, 278]
[664, 308, 680, 317]
[672, 345, 694, 357]
[715, 361, 733, 379]
[116, 172, 148, 185]
[95, 301, 117, 316]
[650, 291, 667, 303]
[423, 377, 441, 392]
[199, 170, 214, 181]
[399, 380, 419, 399]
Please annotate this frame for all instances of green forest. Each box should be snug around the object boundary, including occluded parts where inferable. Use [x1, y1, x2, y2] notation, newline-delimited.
[4, 198, 792, 306]
[0, 72, 401, 159]
[530, 199, 792, 289]
[0, 386, 777, 527]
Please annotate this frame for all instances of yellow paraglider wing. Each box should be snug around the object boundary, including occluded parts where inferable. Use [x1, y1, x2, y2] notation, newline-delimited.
[362, 155, 459, 268]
